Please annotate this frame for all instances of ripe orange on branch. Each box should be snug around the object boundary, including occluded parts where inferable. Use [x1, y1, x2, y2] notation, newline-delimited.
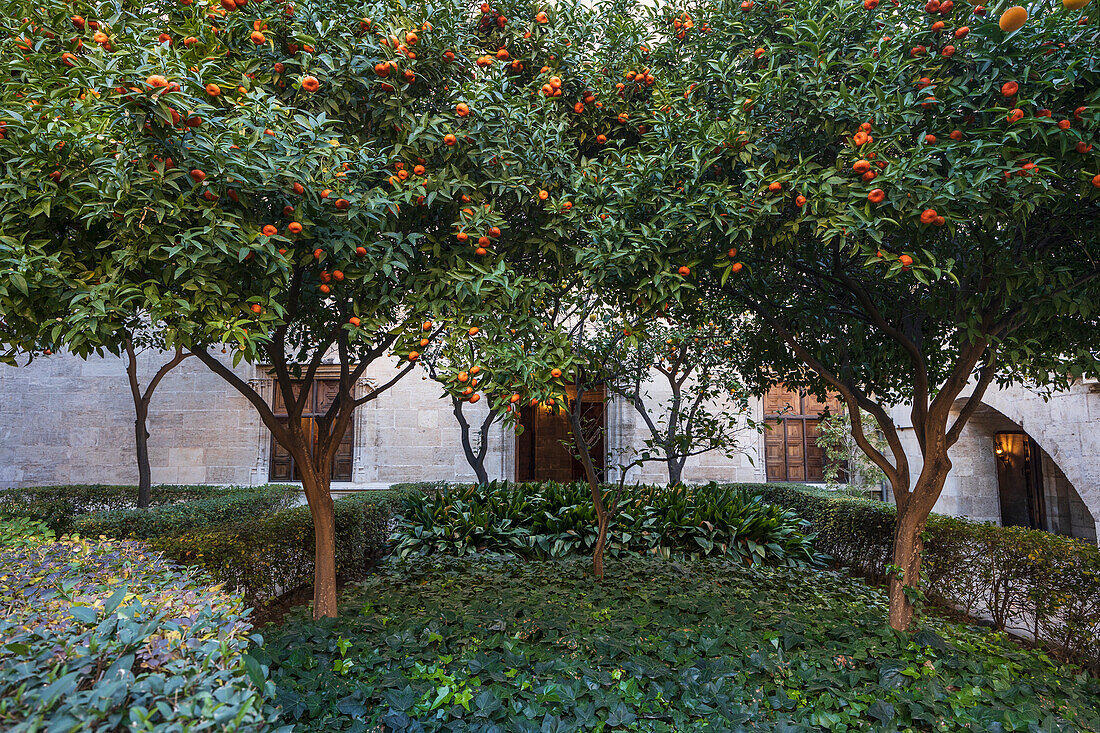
[999, 6, 1027, 32]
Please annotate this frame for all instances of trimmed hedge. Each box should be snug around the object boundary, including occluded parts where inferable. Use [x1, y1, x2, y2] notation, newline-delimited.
[747, 482, 1100, 674]
[0, 522, 284, 731]
[147, 490, 412, 608]
[73, 484, 299, 539]
[0, 483, 236, 534]
[392, 481, 826, 567]
[2, 484, 409, 610]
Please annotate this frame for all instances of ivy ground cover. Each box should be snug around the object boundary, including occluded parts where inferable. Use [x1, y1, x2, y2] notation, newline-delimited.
[0, 520, 282, 731]
[260, 557, 1100, 733]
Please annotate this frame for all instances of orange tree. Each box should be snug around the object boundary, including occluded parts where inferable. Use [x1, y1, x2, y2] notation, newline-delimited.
[565, 0, 1100, 629]
[415, 308, 567, 484]
[601, 301, 757, 486]
[0, 0, 645, 616]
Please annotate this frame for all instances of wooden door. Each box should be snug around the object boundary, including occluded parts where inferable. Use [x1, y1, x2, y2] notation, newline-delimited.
[269, 378, 353, 482]
[515, 386, 605, 482]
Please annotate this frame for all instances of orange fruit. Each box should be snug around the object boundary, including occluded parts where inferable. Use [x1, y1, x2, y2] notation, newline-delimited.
[301, 75, 320, 92]
[287, 222, 303, 234]
[920, 209, 938, 224]
[551, 368, 562, 378]
[868, 188, 885, 203]
[349, 316, 361, 326]
[262, 224, 277, 236]
[998, 6, 1027, 32]
[408, 351, 419, 361]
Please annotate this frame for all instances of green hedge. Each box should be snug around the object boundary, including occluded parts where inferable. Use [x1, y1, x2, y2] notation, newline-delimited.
[0, 484, 239, 534]
[392, 481, 826, 568]
[0, 523, 284, 730]
[148, 490, 411, 608]
[73, 484, 299, 539]
[1, 484, 407, 610]
[747, 482, 1100, 674]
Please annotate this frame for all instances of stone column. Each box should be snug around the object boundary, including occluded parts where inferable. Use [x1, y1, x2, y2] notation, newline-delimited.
[248, 374, 272, 486]
[351, 377, 375, 484]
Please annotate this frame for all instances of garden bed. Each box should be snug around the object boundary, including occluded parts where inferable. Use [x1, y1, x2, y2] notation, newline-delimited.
[0, 520, 283, 731]
[259, 556, 1100, 732]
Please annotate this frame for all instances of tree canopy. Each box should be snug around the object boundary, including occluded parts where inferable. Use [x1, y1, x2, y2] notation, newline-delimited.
[564, 0, 1099, 628]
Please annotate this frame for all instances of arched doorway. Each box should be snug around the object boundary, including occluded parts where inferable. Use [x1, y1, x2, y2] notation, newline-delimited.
[949, 400, 1096, 543]
[993, 432, 1045, 530]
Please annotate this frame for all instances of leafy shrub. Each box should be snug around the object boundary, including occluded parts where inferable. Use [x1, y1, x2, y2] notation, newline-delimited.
[0, 483, 238, 534]
[0, 516, 55, 543]
[149, 490, 411, 608]
[0, 530, 284, 731]
[750, 482, 1100, 674]
[392, 481, 824, 567]
[261, 556, 1100, 732]
[73, 484, 299, 539]
[388, 481, 450, 494]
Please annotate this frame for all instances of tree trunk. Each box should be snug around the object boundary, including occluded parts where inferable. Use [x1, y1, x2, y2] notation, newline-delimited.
[302, 469, 338, 619]
[569, 404, 607, 578]
[453, 398, 489, 484]
[592, 492, 609, 578]
[667, 456, 684, 486]
[135, 407, 152, 508]
[887, 505, 925, 630]
[887, 452, 950, 631]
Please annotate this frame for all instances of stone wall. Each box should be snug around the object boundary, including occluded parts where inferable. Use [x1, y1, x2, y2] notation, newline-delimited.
[0, 350, 260, 488]
[2, 352, 1096, 545]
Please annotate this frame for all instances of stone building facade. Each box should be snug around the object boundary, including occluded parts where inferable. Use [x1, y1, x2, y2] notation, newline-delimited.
[1, 350, 1096, 543]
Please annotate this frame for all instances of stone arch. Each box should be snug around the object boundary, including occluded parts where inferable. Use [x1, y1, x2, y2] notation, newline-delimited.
[952, 383, 1099, 542]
